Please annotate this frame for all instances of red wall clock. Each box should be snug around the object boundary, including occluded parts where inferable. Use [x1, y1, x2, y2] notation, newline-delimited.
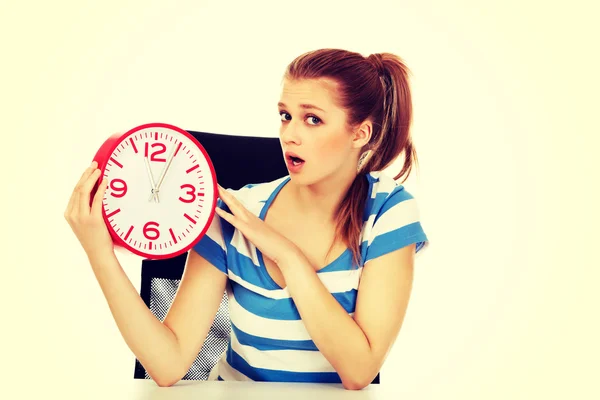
[90, 122, 218, 260]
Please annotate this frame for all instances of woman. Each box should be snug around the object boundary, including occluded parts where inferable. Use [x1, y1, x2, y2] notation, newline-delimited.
[64, 48, 430, 390]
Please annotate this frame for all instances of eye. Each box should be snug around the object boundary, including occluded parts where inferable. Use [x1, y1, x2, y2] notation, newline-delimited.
[279, 111, 291, 122]
[306, 115, 321, 125]
[278, 111, 322, 126]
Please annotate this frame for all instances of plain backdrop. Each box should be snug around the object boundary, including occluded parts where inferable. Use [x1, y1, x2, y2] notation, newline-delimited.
[2, 0, 598, 398]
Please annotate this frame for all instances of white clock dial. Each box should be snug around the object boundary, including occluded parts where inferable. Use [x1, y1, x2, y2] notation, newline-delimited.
[101, 127, 217, 259]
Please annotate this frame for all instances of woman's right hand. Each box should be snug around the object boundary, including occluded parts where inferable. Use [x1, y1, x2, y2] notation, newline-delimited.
[64, 161, 114, 259]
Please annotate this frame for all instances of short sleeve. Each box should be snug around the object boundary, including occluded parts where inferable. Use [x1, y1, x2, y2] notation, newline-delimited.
[364, 187, 430, 264]
[192, 198, 229, 275]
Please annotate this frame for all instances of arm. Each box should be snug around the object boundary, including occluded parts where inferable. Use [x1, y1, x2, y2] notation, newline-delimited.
[66, 161, 228, 387]
[210, 183, 420, 389]
[277, 243, 415, 390]
[88, 248, 228, 387]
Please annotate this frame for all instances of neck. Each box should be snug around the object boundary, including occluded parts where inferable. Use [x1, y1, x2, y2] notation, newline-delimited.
[287, 166, 360, 223]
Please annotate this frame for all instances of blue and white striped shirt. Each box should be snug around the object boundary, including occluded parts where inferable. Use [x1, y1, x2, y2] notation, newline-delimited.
[193, 171, 430, 382]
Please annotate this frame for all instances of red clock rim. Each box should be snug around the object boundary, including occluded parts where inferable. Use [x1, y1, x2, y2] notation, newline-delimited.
[91, 122, 219, 260]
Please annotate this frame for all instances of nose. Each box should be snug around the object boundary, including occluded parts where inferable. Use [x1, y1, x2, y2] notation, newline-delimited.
[280, 120, 301, 145]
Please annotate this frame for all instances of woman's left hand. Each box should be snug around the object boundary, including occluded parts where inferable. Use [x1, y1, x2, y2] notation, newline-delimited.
[215, 184, 300, 265]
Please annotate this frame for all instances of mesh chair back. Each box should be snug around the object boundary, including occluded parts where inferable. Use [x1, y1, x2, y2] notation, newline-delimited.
[135, 253, 231, 380]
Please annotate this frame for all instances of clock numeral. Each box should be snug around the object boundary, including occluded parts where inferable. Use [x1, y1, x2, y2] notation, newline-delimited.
[186, 164, 199, 174]
[129, 138, 138, 154]
[143, 221, 160, 240]
[124, 225, 134, 242]
[106, 208, 121, 219]
[110, 179, 128, 198]
[169, 228, 178, 244]
[179, 184, 196, 203]
[109, 157, 123, 169]
[184, 213, 197, 224]
[174, 141, 183, 157]
[145, 142, 167, 162]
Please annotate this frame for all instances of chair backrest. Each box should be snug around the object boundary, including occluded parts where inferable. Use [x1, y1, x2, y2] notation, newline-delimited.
[134, 129, 380, 384]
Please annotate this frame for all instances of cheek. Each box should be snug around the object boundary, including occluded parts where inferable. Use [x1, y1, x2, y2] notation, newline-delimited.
[318, 134, 350, 160]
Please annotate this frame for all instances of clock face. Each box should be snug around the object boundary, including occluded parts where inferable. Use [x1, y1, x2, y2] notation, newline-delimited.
[98, 123, 217, 259]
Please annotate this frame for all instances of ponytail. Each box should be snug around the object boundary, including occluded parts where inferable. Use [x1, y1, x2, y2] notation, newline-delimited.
[285, 49, 418, 269]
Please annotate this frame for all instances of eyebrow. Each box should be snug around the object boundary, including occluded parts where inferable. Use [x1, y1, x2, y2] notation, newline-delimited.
[277, 102, 326, 113]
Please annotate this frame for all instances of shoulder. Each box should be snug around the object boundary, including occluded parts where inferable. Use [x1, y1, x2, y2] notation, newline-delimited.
[363, 171, 429, 260]
[364, 171, 418, 217]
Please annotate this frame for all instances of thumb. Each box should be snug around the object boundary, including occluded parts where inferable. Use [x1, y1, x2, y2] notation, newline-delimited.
[91, 177, 108, 217]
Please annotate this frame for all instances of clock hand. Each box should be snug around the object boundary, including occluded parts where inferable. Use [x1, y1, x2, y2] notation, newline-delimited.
[144, 156, 159, 202]
[148, 142, 178, 202]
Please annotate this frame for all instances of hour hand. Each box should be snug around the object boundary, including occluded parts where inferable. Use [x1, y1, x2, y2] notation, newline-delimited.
[144, 156, 159, 202]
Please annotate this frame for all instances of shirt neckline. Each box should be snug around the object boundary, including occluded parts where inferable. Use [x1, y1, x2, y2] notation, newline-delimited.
[255, 176, 351, 290]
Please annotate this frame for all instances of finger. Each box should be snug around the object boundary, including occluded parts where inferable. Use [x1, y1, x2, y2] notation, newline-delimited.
[217, 186, 230, 206]
[65, 190, 80, 221]
[78, 168, 102, 216]
[218, 186, 244, 216]
[65, 176, 81, 215]
[66, 163, 96, 218]
[91, 176, 109, 217]
[74, 161, 98, 192]
[215, 206, 235, 225]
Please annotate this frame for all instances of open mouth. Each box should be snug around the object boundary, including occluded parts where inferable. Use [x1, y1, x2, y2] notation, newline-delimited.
[289, 155, 305, 166]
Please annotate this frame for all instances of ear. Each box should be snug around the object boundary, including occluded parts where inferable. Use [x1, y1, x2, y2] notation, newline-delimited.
[352, 119, 373, 149]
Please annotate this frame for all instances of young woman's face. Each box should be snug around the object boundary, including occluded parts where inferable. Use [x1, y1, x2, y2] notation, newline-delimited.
[278, 78, 359, 183]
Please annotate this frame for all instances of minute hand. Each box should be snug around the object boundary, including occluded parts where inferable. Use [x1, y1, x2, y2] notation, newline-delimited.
[149, 143, 178, 202]
[144, 156, 159, 202]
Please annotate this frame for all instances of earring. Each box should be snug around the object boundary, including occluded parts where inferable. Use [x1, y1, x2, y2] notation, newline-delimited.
[357, 150, 373, 172]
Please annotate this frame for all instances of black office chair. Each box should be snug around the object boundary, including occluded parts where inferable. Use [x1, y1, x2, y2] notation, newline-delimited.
[133, 129, 381, 385]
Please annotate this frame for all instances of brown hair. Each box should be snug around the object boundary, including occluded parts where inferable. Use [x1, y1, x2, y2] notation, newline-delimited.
[283, 48, 419, 269]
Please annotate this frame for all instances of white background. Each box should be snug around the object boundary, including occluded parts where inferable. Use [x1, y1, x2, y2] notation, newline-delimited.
[2, 0, 598, 398]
